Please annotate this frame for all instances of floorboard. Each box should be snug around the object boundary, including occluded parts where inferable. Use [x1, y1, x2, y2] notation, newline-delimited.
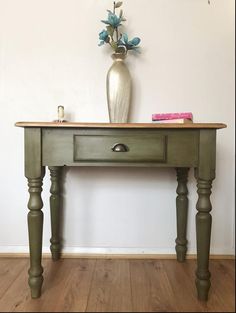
[0, 258, 234, 312]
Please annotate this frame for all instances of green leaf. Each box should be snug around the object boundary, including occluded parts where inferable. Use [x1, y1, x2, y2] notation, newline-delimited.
[115, 2, 123, 8]
[106, 26, 114, 36]
[119, 9, 123, 18]
[110, 41, 118, 51]
[101, 20, 110, 25]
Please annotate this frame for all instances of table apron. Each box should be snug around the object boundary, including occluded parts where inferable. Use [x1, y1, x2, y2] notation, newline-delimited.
[42, 128, 199, 167]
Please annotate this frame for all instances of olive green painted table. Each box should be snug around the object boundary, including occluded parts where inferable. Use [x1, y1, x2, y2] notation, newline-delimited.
[15, 122, 226, 301]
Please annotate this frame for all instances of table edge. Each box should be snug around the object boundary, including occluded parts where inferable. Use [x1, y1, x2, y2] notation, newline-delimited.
[15, 122, 227, 129]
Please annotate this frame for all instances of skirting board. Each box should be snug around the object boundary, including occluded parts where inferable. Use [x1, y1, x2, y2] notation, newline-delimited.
[0, 253, 235, 260]
[0, 246, 235, 259]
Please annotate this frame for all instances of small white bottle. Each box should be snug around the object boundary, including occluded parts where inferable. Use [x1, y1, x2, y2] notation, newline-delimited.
[58, 106, 65, 122]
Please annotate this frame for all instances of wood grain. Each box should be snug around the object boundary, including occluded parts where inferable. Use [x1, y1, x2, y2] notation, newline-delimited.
[209, 260, 236, 312]
[0, 259, 50, 312]
[130, 260, 178, 312]
[0, 259, 234, 312]
[182, 259, 235, 312]
[15, 122, 227, 129]
[86, 259, 132, 312]
[0, 259, 27, 298]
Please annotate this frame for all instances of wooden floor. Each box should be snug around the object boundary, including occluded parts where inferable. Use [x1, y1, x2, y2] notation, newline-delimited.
[0, 258, 234, 312]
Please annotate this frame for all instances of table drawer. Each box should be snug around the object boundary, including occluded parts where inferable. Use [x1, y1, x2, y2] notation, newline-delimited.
[42, 129, 199, 167]
[73, 134, 167, 163]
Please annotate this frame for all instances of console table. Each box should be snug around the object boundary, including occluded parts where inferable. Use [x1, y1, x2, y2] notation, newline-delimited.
[15, 122, 226, 301]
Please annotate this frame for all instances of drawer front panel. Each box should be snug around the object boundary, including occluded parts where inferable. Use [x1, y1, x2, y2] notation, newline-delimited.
[74, 134, 167, 163]
[42, 129, 199, 167]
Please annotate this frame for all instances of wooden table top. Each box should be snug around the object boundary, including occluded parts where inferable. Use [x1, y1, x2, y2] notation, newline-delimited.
[15, 122, 227, 129]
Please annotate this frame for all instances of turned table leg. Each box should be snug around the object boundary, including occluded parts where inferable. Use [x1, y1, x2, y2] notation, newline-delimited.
[195, 129, 216, 301]
[49, 166, 63, 261]
[25, 128, 45, 299]
[195, 177, 213, 301]
[175, 168, 189, 262]
[27, 173, 45, 299]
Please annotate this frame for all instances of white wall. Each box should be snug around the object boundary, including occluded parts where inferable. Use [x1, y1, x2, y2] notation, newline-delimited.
[0, 0, 234, 255]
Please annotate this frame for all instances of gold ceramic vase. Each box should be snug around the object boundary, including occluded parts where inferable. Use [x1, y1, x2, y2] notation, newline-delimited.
[106, 53, 132, 123]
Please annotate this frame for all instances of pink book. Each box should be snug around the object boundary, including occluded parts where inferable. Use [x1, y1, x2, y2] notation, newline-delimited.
[152, 112, 193, 121]
[153, 118, 193, 124]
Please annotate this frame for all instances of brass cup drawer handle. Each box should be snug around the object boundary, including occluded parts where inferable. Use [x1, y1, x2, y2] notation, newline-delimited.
[111, 143, 129, 152]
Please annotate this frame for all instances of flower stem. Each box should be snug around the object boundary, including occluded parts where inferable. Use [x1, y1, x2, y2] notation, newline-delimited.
[115, 27, 119, 42]
[113, 2, 119, 43]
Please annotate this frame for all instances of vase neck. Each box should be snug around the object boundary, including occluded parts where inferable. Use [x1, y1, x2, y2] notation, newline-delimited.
[112, 53, 127, 62]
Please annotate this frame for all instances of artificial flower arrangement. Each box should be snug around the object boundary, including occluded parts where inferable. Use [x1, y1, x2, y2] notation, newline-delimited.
[99, 1, 141, 54]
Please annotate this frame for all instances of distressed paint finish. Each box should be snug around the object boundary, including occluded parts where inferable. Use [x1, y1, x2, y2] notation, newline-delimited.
[49, 166, 63, 261]
[73, 133, 167, 163]
[195, 129, 216, 301]
[42, 129, 199, 167]
[25, 128, 45, 299]
[18, 123, 225, 301]
[175, 168, 189, 263]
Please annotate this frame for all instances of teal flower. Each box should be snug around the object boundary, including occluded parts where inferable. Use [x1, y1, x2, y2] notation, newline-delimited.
[130, 37, 141, 46]
[99, 3, 141, 55]
[102, 12, 122, 28]
[98, 30, 109, 46]
[119, 33, 141, 51]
